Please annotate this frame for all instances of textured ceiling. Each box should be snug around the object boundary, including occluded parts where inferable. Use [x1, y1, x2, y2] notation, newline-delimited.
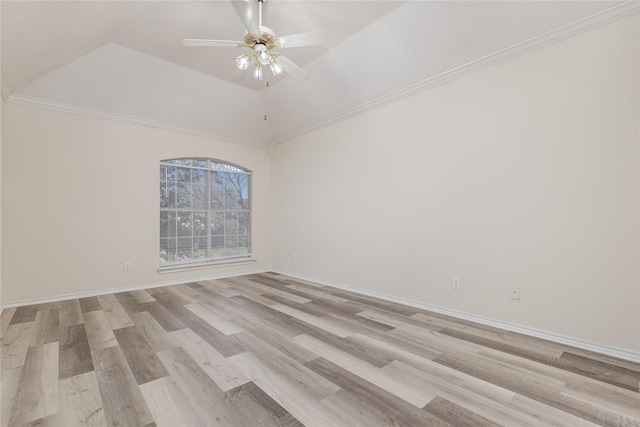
[1, 1, 633, 146]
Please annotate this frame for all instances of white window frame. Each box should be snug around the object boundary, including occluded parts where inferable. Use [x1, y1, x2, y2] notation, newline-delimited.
[159, 158, 252, 270]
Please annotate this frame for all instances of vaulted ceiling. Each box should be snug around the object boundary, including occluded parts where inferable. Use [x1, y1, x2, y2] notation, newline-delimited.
[1, 1, 634, 147]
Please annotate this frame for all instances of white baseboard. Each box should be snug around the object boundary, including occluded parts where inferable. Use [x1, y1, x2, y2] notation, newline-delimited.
[272, 269, 640, 364]
[0, 267, 269, 310]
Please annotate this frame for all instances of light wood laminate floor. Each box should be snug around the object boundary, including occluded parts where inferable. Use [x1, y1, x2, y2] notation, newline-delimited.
[1, 272, 639, 426]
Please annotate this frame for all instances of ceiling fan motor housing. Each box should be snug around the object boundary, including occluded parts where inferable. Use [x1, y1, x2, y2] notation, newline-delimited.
[244, 26, 277, 50]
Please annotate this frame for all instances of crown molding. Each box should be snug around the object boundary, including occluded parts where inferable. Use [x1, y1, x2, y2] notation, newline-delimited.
[273, 269, 640, 363]
[6, 93, 269, 149]
[275, 1, 640, 145]
[1, 76, 12, 101]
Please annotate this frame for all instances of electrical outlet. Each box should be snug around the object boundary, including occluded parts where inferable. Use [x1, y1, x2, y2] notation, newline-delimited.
[510, 287, 520, 300]
[124, 262, 132, 272]
[292, 253, 297, 262]
[452, 276, 461, 290]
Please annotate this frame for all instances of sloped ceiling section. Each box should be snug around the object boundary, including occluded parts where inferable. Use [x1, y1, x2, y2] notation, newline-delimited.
[2, 1, 636, 147]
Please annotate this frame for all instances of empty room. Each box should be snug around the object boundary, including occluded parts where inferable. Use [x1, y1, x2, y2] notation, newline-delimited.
[1, 1, 639, 426]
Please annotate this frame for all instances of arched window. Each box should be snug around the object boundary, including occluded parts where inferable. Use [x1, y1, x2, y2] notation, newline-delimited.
[160, 158, 251, 266]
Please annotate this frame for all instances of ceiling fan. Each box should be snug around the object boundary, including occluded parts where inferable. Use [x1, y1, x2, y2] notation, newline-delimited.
[183, 0, 328, 82]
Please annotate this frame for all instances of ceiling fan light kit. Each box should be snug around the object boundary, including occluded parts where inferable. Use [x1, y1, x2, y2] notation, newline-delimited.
[234, 54, 253, 71]
[183, 0, 327, 82]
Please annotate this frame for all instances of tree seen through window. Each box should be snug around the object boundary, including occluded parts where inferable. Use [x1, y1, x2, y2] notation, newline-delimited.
[160, 158, 251, 265]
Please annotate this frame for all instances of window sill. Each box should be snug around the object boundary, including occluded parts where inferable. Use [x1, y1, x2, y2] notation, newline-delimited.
[158, 257, 257, 274]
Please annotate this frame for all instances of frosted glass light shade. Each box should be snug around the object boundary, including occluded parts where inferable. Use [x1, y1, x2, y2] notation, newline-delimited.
[253, 64, 264, 80]
[270, 60, 284, 76]
[235, 54, 252, 71]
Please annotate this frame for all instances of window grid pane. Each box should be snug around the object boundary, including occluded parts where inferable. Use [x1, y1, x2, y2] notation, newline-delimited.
[160, 158, 251, 266]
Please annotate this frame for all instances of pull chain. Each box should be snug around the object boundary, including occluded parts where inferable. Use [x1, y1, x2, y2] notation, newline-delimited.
[264, 80, 269, 121]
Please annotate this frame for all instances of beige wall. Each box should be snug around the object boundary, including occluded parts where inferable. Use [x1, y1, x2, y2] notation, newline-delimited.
[0, 98, 3, 307]
[272, 15, 639, 353]
[1, 104, 271, 303]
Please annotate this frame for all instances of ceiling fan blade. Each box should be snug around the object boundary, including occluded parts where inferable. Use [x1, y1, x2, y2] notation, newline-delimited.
[277, 30, 328, 48]
[230, 0, 261, 36]
[275, 55, 309, 81]
[183, 39, 244, 47]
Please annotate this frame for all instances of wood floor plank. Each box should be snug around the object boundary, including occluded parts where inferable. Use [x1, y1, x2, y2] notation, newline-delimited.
[424, 396, 501, 427]
[31, 371, 107, 427]
[283, 283, 351, 304]
[130, 289, 156, 304]
[2, 322, 35, 372]
[233, 331, 339, 399]
[305, 356, 452, 426]
[227, 350, 351, 427]
[267, 295, 348, 319]
[175, 283, 205, 299]
[8, 306, 38, 325]
[1, 308, 18, 339]
[442, 326, 640, 391]
[565, 347, 640, 373]
[156, 346, 238, 424]
[292, 333, 436, 408]
[58, 324, 94, 380]
[560, 383, 640, 421]
[8, 342, 59, 425]
[346, 333, 517, 406]
[227, 381, 307, 427]
[224, 282, 282, 306]
[96, 294, 134, 330]
[138, 301, 186, 332]
[285, 318, 393, 368]
[479, 345, 640, 407]
[389, 323, 485, 356]
[382, 360, 549, 426]
[57, 300, 84, 329]
[271, 303, 352, 338]
[230, 315, 319, 363]
[78, 297, 102, 314]
[435, 351, 639, 426]
[1, 368, 23, 427]
[152, 293, 245, 357]
[234, 381, 305, 427]
[208, 295, 304, 338]
[558, 351, 640, 392]
[244, 280, 313, 304]
[82, 311, 117, 352]
[168, 328, 251, 392]
[157, 346, 299, 426]
[91, 345, 155, 427]
[112, 326, 169, 385]
[326, 310, 397, 336]
[59, 371, 107, 426]
[129, 311, 177, 353]
[140, 376, 206, 427]
[193, 279, 243, 298]
[156, 286, 198, 306]
[185, 303, 244, 336]
[30, 310, 59, 347]
[199, 278, 240, 291]
[319, 391, 402, 427]
[113, 291, 142, 315]
[413, 312, 565, 357]
[507, 394, 603, 427]
[357, 309, 407, 328]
